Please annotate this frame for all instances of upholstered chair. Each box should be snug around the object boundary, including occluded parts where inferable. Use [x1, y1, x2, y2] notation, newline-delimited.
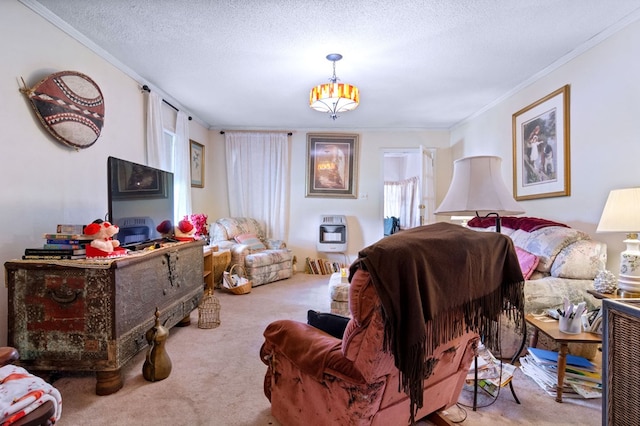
[260, 222, 525, 425]
[260, 267, 479, 425]
[210, 217, 292, 287]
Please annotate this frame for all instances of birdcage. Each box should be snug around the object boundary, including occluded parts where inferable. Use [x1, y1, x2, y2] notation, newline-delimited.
[198, 289, 221, 329]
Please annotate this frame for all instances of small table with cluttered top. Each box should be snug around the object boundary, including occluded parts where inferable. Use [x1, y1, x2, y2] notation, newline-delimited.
[524, 313, 602, 402]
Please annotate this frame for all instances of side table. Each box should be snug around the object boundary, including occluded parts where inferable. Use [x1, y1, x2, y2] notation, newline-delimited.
[524, 313, 602, 402]
[211, 249, 231, 289]
[587, 289, 620, 300]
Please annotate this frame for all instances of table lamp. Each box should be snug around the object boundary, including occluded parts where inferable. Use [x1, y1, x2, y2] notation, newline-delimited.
[596, 187, 640, 297]
[434, 155, 524, 231]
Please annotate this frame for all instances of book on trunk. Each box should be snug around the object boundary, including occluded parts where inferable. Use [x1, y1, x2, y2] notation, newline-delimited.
[43, 243, 85, 250]
[22, 254, 86, 260]
[25, 248, 86, 256]
[43, 233, 92, 241]
[56, 224, 87, 234]
[46, 238, 91, 245]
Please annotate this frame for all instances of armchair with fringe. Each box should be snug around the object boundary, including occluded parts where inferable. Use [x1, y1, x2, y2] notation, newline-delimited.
[260, 223, 525, 425]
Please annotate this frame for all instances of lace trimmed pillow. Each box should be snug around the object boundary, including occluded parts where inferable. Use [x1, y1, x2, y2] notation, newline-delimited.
[550, 240, 607, 280]
[234, 233, 267, 251]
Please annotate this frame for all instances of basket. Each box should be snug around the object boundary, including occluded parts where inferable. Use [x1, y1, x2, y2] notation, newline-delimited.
[197, 289, 221, 329]
[223, 264, 252, 295]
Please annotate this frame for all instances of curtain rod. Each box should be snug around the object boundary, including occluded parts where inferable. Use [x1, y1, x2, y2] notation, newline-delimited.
[220, 130, 293, 136]
[141, 85, 192, 120]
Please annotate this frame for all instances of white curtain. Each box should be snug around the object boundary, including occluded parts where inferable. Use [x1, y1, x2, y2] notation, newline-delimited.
[384, 176, 420, 229]
[173, 111, 192, 220]
[224, 132, 289, 240]
[146, 92, 192, 223]
[145, 92, 167, 170]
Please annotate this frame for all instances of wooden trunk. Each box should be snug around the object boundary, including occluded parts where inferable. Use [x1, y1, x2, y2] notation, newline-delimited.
[5, 240, 204, 395]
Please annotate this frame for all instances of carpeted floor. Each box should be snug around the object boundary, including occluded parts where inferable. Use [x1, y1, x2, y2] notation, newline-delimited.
[50, 272, 601, 425]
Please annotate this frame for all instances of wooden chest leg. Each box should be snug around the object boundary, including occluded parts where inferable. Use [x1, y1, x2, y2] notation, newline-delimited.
[96, 369, 123, 395]
[176, 314, 192, 327]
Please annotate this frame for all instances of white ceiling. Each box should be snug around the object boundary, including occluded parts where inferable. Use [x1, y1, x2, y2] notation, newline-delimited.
[24, 0, 640, 130]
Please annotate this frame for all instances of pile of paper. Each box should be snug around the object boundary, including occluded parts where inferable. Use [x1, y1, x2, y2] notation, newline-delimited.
[465, 345, 517, 397]
[520, 347, 602, 399]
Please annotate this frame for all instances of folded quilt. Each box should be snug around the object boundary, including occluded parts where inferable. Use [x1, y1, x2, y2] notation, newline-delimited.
[468, 216, 569, 232]
[0, 365, 62, 425]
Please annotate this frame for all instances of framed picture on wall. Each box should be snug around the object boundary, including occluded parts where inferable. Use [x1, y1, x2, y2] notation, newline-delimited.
[190, 139, 204, 188]
[306, 133, 359, 198]
[512, 85, 571, 201]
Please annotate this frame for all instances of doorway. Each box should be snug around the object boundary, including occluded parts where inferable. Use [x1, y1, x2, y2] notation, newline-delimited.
[381, 147, 435, 234]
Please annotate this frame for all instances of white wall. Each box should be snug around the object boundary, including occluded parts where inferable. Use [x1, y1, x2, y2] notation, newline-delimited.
[0, 2, 210, 345]
[206, 130, 452, 268]
[450, 17, 640, 275]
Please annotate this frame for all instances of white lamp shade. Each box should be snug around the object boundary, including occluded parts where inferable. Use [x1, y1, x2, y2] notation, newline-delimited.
[597, 188, 640, 233]
[434, 155, 524, 216]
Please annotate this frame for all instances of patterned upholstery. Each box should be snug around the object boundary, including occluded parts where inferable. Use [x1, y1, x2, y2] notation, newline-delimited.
[469, 220, 607, 359]
[210, 217, 292, 287]
[328, 272, 350, 316]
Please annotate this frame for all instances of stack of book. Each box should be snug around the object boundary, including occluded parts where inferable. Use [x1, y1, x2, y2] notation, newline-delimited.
[465, 344, 517, 397]
[23, 224, 92, 260]
[520, 347, 602, 399]
[305, 257, 343, 275]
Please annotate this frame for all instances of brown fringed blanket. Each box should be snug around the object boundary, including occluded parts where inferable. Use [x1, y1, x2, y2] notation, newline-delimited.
[349, 222, 524, 422]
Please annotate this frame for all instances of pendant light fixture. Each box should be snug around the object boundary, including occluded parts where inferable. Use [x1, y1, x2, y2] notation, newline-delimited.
[309, 53, 360, 120]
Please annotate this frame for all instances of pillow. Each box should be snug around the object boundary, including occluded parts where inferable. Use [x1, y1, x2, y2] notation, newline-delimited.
[307, 310, 350, 339]
[550, 240, 607, 279]
[514, 226, 588, 272]
[234, 233, 266, 251]
[515, 247, 539, 280]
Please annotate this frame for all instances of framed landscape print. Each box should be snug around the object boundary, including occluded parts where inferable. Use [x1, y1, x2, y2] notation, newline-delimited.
[306, 133, 359, 198]
[512, 85, 571, 201]
[190, 139, 204, 188]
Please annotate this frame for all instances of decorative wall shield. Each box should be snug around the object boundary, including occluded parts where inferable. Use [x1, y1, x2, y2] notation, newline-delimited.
[20, 71, 104, 149]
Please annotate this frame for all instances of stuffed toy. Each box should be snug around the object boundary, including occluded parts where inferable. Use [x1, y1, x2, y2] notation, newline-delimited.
[156, 220, 174, 239]
[84, 219, 127, 258]
[174, 219, 196, 241]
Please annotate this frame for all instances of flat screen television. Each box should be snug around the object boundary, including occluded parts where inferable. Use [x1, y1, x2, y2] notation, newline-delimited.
[107, 156, 175, 248]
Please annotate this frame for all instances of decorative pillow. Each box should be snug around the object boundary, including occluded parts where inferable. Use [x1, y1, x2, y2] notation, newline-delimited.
[515, 247, 539, 280]
[513, 226, 589, 273]
[307, 310, 349, 339]
[234, 233, 266, 251]
[550, 240, 607, 280]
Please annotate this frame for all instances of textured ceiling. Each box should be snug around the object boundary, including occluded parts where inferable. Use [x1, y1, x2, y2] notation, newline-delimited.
[24, 0, 640, 130]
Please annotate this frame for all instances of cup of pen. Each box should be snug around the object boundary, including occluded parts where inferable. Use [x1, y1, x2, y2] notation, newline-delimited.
[559, 314, 582, 334]
[558, 300, 585, 334]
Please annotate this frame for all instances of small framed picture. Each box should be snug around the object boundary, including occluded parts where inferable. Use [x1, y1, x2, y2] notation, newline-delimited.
[306, 133, 359, 198]
[190, 139, 204, 188]
[512, 85, 570, 201]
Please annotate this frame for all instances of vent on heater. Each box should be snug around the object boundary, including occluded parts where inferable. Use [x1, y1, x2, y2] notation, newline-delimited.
[317, 215, 347, 253]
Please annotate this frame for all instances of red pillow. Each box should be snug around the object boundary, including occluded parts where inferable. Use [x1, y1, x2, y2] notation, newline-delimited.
[515, 247, 539, 280]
